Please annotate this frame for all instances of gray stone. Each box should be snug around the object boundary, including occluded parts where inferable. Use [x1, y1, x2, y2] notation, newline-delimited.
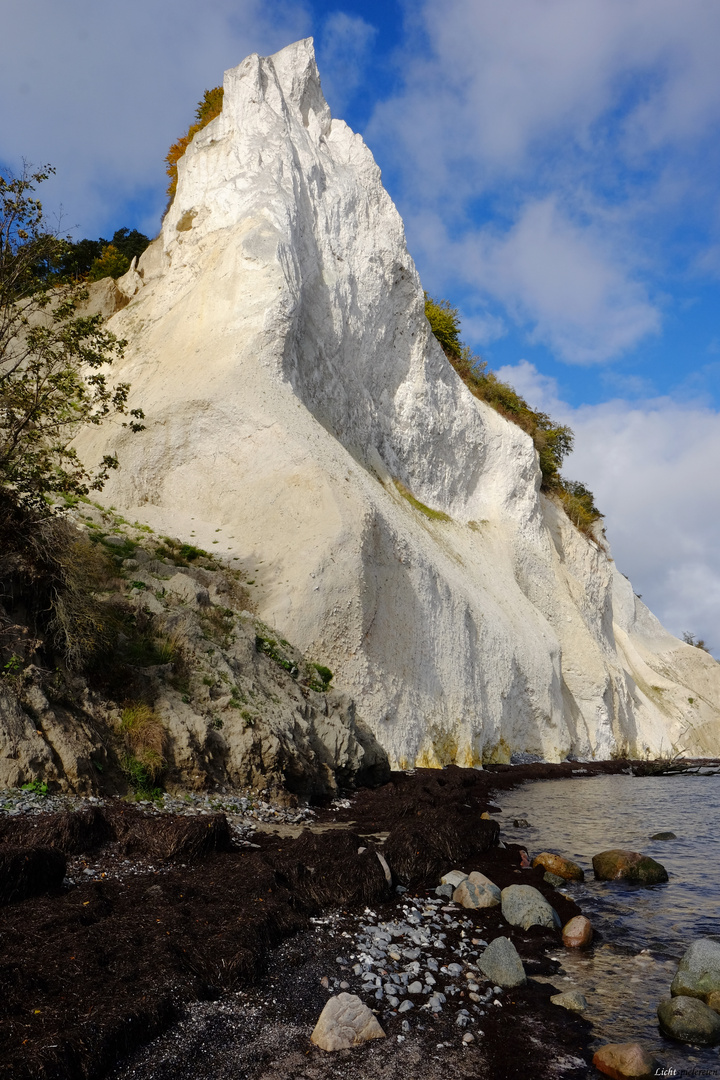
[435, 884, 453, 899]
[651, 831, 676, 840]
[544, 871, 566, 886]
[441, 870, 468, 888]
[310, 992, 386, 1051]
[407, 981, 423, 994]
[397, 1000, 413, 1013]
[670, 939, 720, 1002]
[501, 884, 561, 931]
[550, 990, 587, 1013]
[477, 936, 526, 989]
[657, 995, 720, 1046]
[453, 876, 501, 910]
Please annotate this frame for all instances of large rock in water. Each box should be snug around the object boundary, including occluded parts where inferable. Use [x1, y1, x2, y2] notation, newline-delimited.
[592, 1042, 659, 1079]
[657, 995, 720, 1046]
[74, 38, 720, 769]
[671, 939, 720, 1001]
[532, 852, 584, 881]
[592, 850, 668, 885]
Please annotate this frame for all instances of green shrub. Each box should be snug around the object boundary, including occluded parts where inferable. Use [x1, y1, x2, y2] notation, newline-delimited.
[308, 663, 333, 692]
[424, 294, 462, 358]
[255, 635, 299, 678]
[120, 704, 165, 781]
[21, 779, 48, 796]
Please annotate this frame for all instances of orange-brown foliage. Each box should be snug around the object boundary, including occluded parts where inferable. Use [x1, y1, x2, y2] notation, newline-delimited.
[165, 87, 224, 200]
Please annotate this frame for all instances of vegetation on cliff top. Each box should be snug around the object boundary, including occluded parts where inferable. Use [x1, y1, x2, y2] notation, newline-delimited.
[165, 86, 224, 201]
[424, 294, 604, 539]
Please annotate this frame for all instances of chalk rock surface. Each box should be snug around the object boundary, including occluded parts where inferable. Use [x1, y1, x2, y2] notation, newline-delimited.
[75, 38, 720, 768]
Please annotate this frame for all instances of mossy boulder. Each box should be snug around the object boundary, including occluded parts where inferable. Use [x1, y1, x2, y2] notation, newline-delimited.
[657, 995, 720, 1046]
[671, 939, 720, 1001]
[592, 849, 668, 885]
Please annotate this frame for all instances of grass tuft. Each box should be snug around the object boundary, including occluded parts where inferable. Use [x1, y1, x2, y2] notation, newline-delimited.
[393, 479, 451, 522]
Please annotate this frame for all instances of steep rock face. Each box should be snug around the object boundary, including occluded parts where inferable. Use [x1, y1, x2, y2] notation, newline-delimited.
[76, 39, 720, 767]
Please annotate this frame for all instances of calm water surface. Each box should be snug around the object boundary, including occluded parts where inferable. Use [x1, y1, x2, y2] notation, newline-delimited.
[495, 773, 720, 1074]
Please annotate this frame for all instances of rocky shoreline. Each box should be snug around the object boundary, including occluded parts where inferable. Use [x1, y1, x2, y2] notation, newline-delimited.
[0, 760, 713, 1079]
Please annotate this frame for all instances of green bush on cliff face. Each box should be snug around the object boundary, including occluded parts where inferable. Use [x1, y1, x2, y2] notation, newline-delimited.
[425, 294, 603, 539]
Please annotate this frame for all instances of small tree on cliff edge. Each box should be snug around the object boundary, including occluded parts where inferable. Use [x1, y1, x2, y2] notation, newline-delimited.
[0, 164, 144, 516]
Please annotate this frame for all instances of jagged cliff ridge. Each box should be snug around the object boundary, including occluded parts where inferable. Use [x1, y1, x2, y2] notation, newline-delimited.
[77, 38, 720, 767]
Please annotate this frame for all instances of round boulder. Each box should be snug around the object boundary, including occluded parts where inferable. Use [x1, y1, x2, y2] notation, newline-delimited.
[657, 995, 720, 1046]
[477, 936, 526, 988]
[550, 990, 587, 1013]
[592, 849, 668, 885]
[707, 991, 720, 1014]
[501, 883, 561, 931]
[670, 938, 720, 1001]
[562, 915, 593, 948]
[532, 852, 584, 882]
[311, 993, 386, 1051]
[592, 1042, 659, 1079]
[453, 874, 501, 909]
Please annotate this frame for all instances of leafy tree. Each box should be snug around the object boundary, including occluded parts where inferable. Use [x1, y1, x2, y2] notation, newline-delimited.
[165, 86, 224, 200]
[56, 237, 104, 280]
[682, 631, 711, 653]
[109, 227, 150, 264]
[87, 243, 131, 281]
[0, 165, 144, 515]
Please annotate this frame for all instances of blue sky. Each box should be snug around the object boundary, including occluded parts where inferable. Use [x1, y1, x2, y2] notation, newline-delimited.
[2, 0, 719, 652]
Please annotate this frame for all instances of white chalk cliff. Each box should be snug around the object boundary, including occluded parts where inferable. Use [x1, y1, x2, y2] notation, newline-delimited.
[77, 39, 720, 767]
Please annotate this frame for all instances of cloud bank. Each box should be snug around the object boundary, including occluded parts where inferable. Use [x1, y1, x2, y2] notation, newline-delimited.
[0, 0, 310, 237]
[372, 0, 720, 364]
[496, 360, 720, 653]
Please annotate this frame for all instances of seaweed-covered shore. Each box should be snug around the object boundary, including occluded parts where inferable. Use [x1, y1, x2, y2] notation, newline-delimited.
[1, 761, 635, 1079]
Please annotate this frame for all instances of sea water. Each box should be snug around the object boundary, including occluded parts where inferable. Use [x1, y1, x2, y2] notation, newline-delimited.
[496, 773, 720, 1075]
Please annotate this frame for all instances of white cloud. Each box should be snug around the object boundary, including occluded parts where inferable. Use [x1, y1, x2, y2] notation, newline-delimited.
[405, 201, 660, 363]
[317, 12, 377, 116]
[496, 362, 720, 652]
[378, 0, 720, 186]
[369, 0, 720, 365]
[0, 0, 310, 237]
[461, 199, 660, 362]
